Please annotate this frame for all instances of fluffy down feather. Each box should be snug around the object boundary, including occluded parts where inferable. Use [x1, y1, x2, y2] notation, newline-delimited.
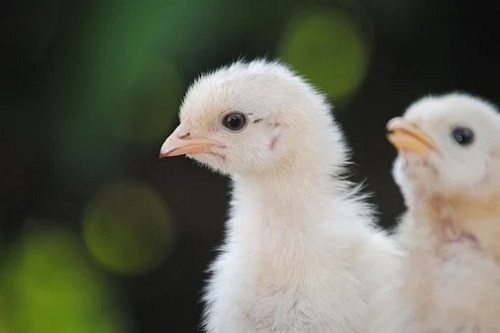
[160, 60, 399, 333]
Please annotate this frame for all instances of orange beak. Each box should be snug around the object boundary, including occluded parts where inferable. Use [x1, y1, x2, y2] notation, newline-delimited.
[159, 124, 223, 158]
[386, 117, 437, 155]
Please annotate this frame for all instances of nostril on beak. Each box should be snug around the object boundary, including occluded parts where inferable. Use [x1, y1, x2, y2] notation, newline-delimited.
[178, 132, 190, 139]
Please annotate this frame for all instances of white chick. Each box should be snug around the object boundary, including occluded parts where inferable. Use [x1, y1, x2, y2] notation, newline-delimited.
[160, 60, 398, 333]
[367, 93, 500, 333]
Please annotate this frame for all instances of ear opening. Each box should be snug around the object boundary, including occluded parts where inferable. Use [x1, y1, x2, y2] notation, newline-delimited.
[268, 126, 282, 151]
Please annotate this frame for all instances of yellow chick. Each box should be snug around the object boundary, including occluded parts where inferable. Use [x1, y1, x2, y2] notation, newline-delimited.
[367, 93, 500, 333]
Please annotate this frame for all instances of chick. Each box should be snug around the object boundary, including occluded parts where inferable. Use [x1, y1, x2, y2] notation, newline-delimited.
[160, 60, 398, 333]
[367, 93, 500, 333]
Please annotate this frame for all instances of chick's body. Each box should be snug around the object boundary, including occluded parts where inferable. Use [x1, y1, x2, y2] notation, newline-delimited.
[161, 60, 398, 333]
[205, 175, 395, 333]
[367, 93, 500, 333]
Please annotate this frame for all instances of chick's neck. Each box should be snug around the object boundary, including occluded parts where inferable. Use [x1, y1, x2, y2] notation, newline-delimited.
[231, 146, 341, 232]
[410, 190, 500, 260]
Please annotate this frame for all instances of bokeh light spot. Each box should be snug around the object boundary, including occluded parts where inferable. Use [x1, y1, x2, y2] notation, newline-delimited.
[0, 225, 124, 333]
[83, 182, 173, 275]
[279, 8, 370, 104]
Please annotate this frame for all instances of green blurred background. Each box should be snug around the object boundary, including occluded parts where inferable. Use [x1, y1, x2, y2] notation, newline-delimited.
[1, 0, 499, 331]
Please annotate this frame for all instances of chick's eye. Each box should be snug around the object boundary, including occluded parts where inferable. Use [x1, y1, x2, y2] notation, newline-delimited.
[223, 112, 247, 131]
[451, 126, 474, 146]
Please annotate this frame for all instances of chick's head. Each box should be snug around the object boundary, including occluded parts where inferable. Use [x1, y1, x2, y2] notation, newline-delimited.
[160, 60, 343, 176]
[387, 93, 500, 200]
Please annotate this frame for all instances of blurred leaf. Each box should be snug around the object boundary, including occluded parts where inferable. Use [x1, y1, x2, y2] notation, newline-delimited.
[53, 1, 186, 190]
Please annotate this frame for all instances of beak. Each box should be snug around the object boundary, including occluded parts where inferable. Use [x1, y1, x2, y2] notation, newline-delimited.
[159, 124, 222, 158]
[386, 117, 438, 155]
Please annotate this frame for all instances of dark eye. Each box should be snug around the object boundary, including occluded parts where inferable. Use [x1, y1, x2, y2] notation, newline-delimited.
[222, 112, 247, 131]
[451, 126, 474, 146]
